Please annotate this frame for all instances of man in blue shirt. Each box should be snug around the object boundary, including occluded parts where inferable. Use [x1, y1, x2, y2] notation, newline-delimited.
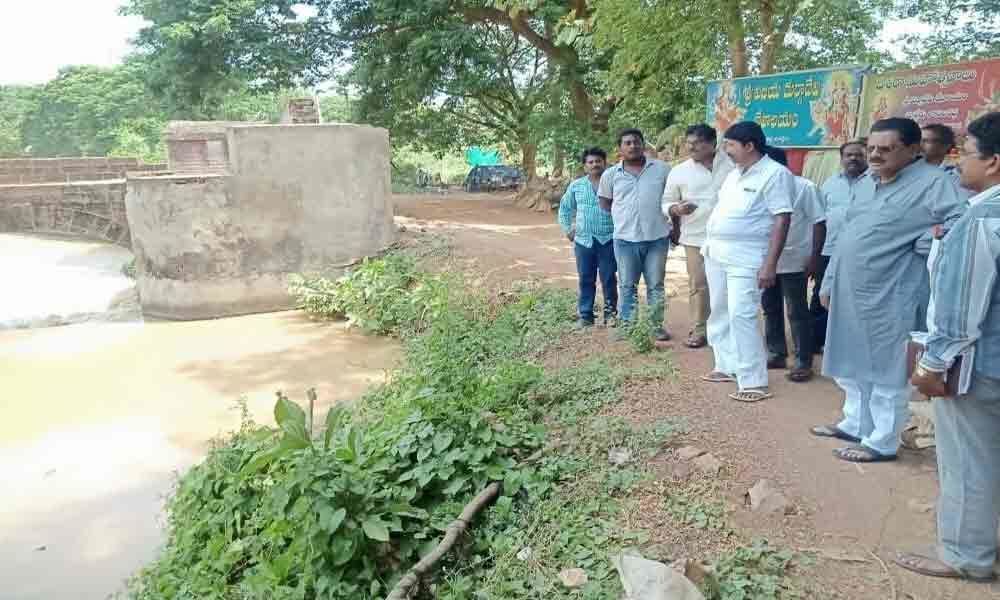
[898, 112, 1000, 583]
[598, 128, 672, 341]
[558, 147, 617, 327]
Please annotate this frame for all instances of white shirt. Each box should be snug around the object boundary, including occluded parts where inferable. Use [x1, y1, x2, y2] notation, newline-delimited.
[661, 152, 735, 247]
[702, 154, 795, 269]
[777, 176, 826, 274]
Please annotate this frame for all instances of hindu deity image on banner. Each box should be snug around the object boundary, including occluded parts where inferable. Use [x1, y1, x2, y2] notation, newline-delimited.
[857, 58, 1000, 136]
[706, 66, 865, 148]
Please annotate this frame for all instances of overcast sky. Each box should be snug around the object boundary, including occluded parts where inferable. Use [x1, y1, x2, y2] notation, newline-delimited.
[0, 1, 930, 86]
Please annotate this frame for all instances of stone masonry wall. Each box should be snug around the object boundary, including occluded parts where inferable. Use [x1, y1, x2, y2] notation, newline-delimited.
[0, 157, 166, 185]
[0, 180, 132, 247]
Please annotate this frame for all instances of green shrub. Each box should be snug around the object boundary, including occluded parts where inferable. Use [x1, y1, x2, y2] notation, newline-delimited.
[288, 254, 450, 337]
[703, 540, 797, 600]
[129, 255, 580, 600]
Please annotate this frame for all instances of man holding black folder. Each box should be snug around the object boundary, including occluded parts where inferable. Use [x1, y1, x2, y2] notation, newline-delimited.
[896, 112, 1000, 583]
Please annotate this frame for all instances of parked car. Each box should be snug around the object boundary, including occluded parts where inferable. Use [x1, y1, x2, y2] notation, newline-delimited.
[463, 165, 524, 192]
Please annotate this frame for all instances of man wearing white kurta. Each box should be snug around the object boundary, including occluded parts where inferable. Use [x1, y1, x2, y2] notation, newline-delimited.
[663, 124, 734, 348]
[700, 122, 794, 403]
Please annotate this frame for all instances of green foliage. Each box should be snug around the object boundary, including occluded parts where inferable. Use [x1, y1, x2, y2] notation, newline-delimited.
[0, 85, 40, 157]
[899, 0, 1000, 64]
[120, 0, 338, 117]
[20, 64, 168, 158]
[624, 303, 659, 354]
[131, 255, 590, 599]
[665, 481, 729, 532]
[288, 255, 451, 337]
[703, 541, 798, 600]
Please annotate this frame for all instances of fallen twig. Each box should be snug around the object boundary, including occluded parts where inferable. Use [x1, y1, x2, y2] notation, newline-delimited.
[869, 550, 898, 600]
[797, 547, 869, 563]
[385, 482, 502, 600]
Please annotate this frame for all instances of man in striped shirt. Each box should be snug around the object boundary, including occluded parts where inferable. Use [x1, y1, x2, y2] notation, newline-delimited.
[898, 111, 1000, 583]
[558, 147, 617, 327]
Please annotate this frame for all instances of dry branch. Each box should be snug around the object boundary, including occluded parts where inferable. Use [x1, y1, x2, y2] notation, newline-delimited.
[384, 482, 502, 600]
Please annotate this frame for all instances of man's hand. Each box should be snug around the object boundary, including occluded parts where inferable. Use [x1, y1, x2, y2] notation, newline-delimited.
[566, 228, 575, 242]
[911, 364, 948, 397]
[820, 294, 830, 309]
[931, 224, 945, 240]
[669, 202, 697, 217]
[758, 265, 777, 289]
[805, 256, 820, 281]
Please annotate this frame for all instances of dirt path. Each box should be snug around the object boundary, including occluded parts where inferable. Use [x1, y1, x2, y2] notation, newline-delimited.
[395, 191, 1000, 599]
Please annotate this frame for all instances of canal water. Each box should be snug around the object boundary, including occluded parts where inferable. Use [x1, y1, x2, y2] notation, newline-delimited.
[0, 234, 400, 599]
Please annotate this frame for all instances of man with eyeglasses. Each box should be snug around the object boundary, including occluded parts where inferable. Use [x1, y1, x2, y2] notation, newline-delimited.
[811, 117, 965, 463]
[897, 111, 1000, 583]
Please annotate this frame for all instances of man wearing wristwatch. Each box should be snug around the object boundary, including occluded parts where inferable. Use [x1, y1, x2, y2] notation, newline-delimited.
[895, 112, 1000, 583]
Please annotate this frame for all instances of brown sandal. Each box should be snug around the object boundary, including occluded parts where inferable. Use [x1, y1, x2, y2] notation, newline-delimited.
[893, 551, 995, 582]
[685, 335, 707, 348]
[729, 388, 772, 402]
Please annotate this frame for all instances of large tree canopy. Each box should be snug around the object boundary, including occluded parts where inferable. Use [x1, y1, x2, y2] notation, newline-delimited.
[330, 0, 615, 136]
[120, 0, 339, 117]
[19, 63, 167, 157]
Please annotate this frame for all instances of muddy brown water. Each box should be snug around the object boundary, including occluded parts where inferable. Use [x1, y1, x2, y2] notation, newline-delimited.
[1, 268, 399, 599]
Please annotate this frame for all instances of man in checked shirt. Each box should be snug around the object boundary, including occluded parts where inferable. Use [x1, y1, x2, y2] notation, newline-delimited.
[558, 147, 618, 327]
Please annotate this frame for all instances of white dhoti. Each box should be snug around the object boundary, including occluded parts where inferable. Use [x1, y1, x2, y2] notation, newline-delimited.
[705, 256, 767, 390]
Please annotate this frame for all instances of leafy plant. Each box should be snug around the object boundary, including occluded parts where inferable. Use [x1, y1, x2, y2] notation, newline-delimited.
[702, 540, 798, 600]
[624, 302, 659, 354]
[288, 254, 450, 337]
[665, 481, 729, 531]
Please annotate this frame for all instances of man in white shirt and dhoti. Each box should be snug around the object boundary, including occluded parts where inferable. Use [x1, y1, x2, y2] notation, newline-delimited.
[700, 121, 794, 403]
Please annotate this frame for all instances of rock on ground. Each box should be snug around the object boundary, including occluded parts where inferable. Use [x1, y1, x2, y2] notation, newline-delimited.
[692, 453, 722, 475]
[559, 567, 588, 588]
[746, 479, 793, 515]
[614, 553, 705, 600]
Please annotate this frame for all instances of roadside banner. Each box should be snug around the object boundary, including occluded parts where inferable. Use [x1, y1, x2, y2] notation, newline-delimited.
[857, 58, 1000, 136]
[707, 66, 866, 148]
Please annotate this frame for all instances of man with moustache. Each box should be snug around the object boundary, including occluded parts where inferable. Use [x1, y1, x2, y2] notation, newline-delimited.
[662, 124, 735, 349]
[599, 129, 672, 341]
[813, 141, 868, 351]
[700, 121, 794, 402]
[897, 112, 1000, 583]
[811, 118, 965, 463]
[558, 147, 617, 327]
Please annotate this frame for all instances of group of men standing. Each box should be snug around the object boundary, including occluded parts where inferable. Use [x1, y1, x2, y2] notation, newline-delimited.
[559, 110, 1000, 583]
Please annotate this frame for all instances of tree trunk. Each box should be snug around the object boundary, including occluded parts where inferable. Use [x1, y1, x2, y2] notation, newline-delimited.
[552, 146, 564, 179]
[758, 0, 799, 74]
[723, 0, 749, 77]
[521, 141, 538, 181]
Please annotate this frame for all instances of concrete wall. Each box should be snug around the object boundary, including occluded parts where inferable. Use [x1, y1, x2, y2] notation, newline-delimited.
[0, 180, 132, 247]
[126, 123, 394, 320]
[0, 157, 165, 185]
